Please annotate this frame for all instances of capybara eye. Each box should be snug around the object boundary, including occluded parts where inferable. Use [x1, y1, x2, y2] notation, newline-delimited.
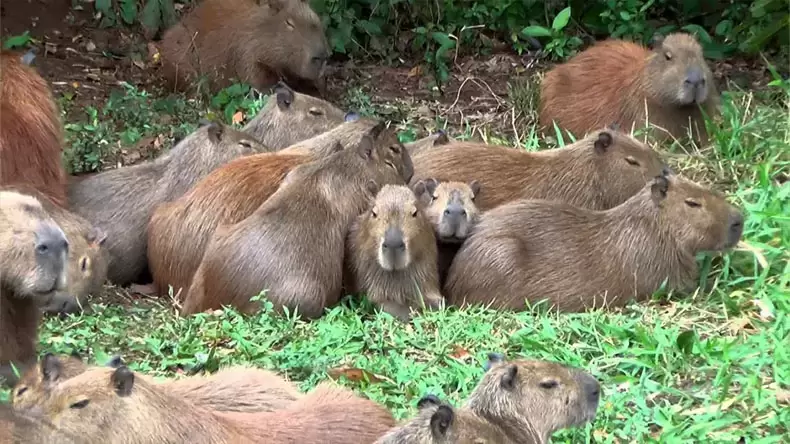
[286, 19, 295, 29]
[239, 141, 252, 149]
[16, 386, 27, 396]
[625, 156, 641, 167]
[664, 52, 672, 61]
[539, 380, 559, 390]
[385, 161, 397, 171]
[69, 399, 90, 409]
[371, 209, 378, 218]
[389, 145, 401, 155]
[411, 209, 418, 217]
[80, 257, 89, 273]
[431, 194, 438, 203]
[308, 107, 323, 116]
[684, 198, 702, 208]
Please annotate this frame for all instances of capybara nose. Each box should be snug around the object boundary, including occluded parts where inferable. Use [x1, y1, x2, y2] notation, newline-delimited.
[580, 373, 601, 406]
[382, 227, 406, 251]
[728, 211, 745, 246]
[35, 224, 69, 258]
[443, 204, 467, 230]
[685, 68, 705, 87]
[661, 165, 674, 177]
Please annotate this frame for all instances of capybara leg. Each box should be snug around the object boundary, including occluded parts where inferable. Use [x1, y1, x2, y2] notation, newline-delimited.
[377, 301, 413, 323]
[421, 292, 445, 311]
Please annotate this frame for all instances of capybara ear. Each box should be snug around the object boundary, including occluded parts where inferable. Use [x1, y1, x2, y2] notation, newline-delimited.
[434, 129, 449, 146]
[111, 366, 135, 397]
[21, 49, 36, 66]
[417, 394, 443, 409]
[650, 175, 670, 202]
[368, 120, 386, 140]
[424, 178, 439, 196]
[206, 122, 224, 144]
[484, 352, 506, 371]
[412, 181, 427, 198]
[105, 355, 125, 369]
[275, 82, 295, 110]
[469, 180, 481, 198]
[594, 131, 614, 154]
[500, 364, 518, 390]
[41, 353, 63, 383]
[357, 135, 375, 160]
[344, 112, 360, 122]
[649, 33, 665, 50]
[430, 405, 454, 438]
[365, 180, 379, 196]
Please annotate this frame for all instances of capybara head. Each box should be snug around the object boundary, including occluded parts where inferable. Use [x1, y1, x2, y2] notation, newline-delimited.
[0, 191, 69, 296]
[206, 121, 268, 153]
[467, 353, 601, 439]
[357, 122, 414, 185]
[12, 353, 88, 413]
[648, 174, 744, 252]
[645, 33, 715, 107]
[416, 179, 480, 243]
[375, 395, 457, 444]
[404, 130, 453, 155]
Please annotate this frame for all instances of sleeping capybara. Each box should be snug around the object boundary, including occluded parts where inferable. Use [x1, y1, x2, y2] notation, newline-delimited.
[182, 122, 414, 318]
[539, 33, 719, 144]
[159, 0, 330, 94]
[403, 130, 453, 156]
[0, 50, 68, 207]
[68, 122, 266, 286]
[147, 118, 379, 300]
[411, 129, 670, 212]
[0, 191, 69, 386]
[346, 183, 442, 322]
[446, 174, 745, 312]
[30, 364, 395, 443]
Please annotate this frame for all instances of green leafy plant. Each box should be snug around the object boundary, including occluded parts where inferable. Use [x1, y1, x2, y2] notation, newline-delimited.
[92, 0, 178, 37]
[521, 6, 583, 60]
[2, 31, 34, 50]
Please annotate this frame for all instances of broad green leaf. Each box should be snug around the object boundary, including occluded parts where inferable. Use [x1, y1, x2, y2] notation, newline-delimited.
[140, 0, 162, 34]
[552, 7, 572, 31]
[95, 0, 112, 14]
[521, 26, 552, 38]
[120, 0, 138, 25]
[2, 31, 32, 49]
[681, 24, 713, 44]
[159, 0, 178, 29]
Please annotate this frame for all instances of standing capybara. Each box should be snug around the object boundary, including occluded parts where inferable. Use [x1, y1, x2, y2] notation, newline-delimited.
[403, 130, 453, 156]
[411, 129, 670, 212]
[147, 117, 379, 300]
[0, 191, 69, 386]
[539, 33, 719, 144]
[68, 122, 266, 286]
[159, 0, 330, 94]
[446, 174, 745, 312]
[182, 122, 414, 318]
[346, 184, 442, 322]
[0, 50, 68, 207]
[30, 364, 395, 443]
[376, 354, 601, 443]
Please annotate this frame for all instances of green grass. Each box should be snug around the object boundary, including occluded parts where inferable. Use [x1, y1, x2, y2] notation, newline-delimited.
[3, 71, 789, 443]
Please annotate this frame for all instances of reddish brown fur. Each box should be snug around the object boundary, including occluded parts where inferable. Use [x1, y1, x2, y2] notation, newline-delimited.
[446, 175, 744, 312]
[182, 122, 414, 318]
[0, 50, 67, 207]
[539, 33, 719, 144]
[411, 129, 669, 212]
[160, 0, 330, 93]
[346, 184, 442, 322]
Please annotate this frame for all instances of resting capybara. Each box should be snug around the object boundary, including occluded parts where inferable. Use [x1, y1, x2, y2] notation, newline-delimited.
[403, 130, 453, 156]
[0, 50, 68, 207]
[346, 183, 442, 322]
[68, 122, 266, 286]
[0, 403, 80, 444]
[182, 122, 414, 318]
[13, 353, 302, 414]
[447, 174, 745, 312]
[160, 0, 330, 94]
[242, 82, 347, 148]
[411, 129, 670, 212]
[0, 191, 69, 386]
[32, 364, 395, 443]
[147, 118, 379, 300]
[376, 354, 601, 443]
[539, 33, 719, 144]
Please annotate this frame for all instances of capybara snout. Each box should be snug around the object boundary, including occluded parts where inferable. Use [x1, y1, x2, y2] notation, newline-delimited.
[34, 222, 69, 293]
[380, 226, 408, 271]
[727, 211, 745, 247]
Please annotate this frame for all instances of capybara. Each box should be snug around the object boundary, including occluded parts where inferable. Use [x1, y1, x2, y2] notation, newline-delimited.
[0, 191, 69, 386]
[539, 33, 719, 144]
[411, 129, 670, 212]
[346, 183, 442, 322]
[182, 122, 415, 318]
[68, 122, 266, 286]
[377, 354, 601, 443]
[160, 0, 330, 94]
[1, 184, 109, 316]
[242, 82, 347, 148]
[147, 118, 379, 300]
[446, 174, 745, 312]
[0, 50, 68, 207]
[403, 130, 453, 156]
[0, 403, 80, 444]
[12, 353, 301, 414]
[31, 364, 395, 443]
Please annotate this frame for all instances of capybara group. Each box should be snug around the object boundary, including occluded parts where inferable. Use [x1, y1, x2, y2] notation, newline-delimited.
[540, 32, 719, 144]
[0, 191, 69, 386]
[411, 129, 669, 212]
[346, 183, 442, 321]
[160, 0, 330, 93]
[446, 174, 744, 312]
[0, 50, 68, 206]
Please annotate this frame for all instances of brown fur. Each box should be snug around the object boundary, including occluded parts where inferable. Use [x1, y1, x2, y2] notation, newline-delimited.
[446, 174, 745, 312]
[147, 118, 378, 300]
[160, 0, 330, 93]
[539, 33, 719, 144]
[0, 191, 68, 386]
[0, 404, 80, 444]
[411, 129, 669, 212]
[0, 50, 68, 207]
[346, 184, 442, 322]
[68, 122, 266, 286]
[31, 364, 394, 443]
[182, 122, 414, 318]
[403, 130, 453, 156]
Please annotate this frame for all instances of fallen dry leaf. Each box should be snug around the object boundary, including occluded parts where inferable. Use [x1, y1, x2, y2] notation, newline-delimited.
[726, 316, 755, 335]
[449, 345, 470, 360]
[327, 366, 384, 384]
[408, 65, 423, 78]
[752, 298, 775, 321]
[232, 111, 244, 125]
[776, 389, 790, 405]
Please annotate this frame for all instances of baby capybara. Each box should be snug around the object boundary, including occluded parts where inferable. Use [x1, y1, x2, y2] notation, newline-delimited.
[68, 122, 267, 286]
[540, 33, 719, 144]
[30, 364, 395, 443]
[0, 50, 68, 207]
[0, 191, 69, 386]
[160, 0, 330, 94]
[147, 118, 378, 300]
[411, 129, 670, 212]
[346, 184, 442, 322]
[446, 174, 744, 312]
[376, 354, 601, 443]
[182, 122, 414, 318]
